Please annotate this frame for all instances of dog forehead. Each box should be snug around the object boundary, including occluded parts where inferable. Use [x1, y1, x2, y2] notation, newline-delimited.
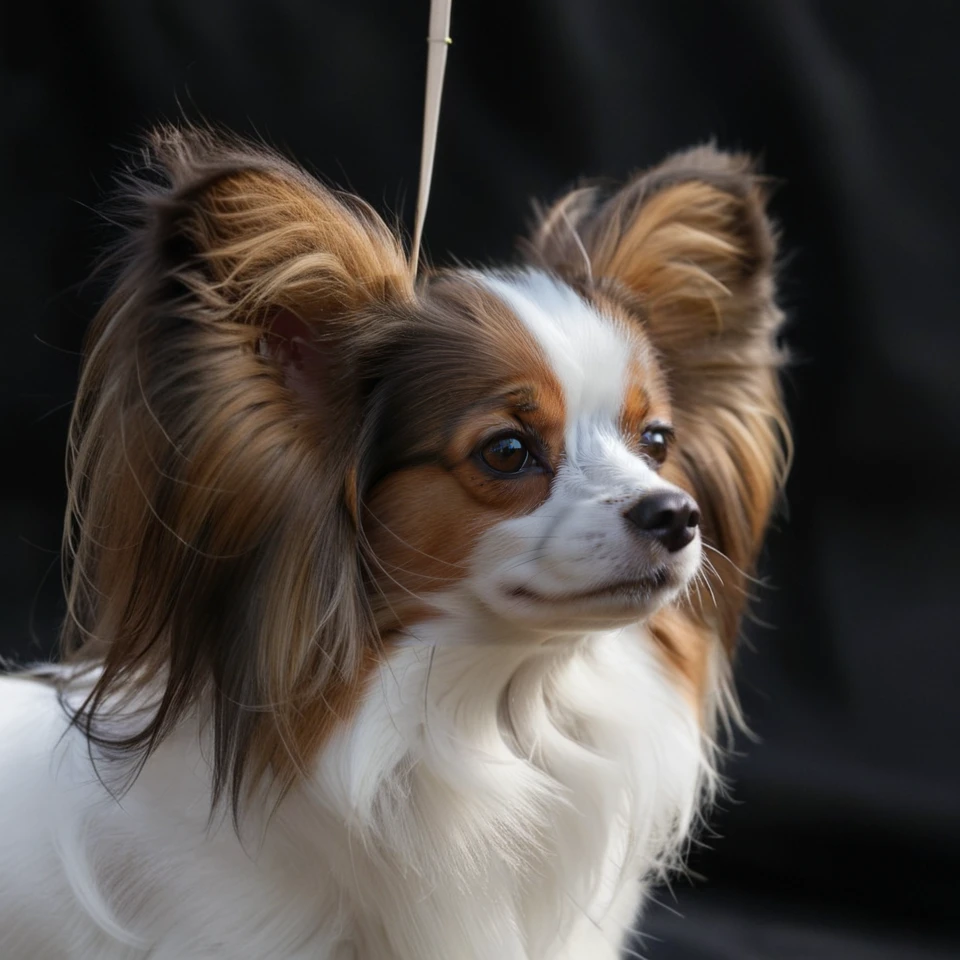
[477, 271, 632, 425]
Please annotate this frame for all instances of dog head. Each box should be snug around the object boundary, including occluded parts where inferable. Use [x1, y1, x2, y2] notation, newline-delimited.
[63, 129, 787, 807]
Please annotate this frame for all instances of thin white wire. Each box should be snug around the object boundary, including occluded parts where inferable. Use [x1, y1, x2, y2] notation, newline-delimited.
[410, 0, 453, 276]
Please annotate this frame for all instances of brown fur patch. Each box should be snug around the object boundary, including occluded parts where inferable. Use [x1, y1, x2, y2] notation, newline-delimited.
[361, 277, 565, 632]
[581, 287, 670, 445]
[648, 607, 714, 715]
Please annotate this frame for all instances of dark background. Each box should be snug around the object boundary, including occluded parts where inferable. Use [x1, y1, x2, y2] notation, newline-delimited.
[3, 2, 959, 957]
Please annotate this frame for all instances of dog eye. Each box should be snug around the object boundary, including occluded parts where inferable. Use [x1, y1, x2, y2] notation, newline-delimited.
[639, 426, 671, 465]
[480, 435, 531, 474]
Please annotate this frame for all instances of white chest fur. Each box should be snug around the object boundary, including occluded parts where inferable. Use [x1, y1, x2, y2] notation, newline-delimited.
[304, 621, 709, 959]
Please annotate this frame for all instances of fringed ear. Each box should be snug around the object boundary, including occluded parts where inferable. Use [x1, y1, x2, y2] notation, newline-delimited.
[63, 126, 414, 812]
[529, 146, 790, 653]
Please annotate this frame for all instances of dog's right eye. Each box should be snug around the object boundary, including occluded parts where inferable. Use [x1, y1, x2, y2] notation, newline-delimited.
[639, 422, 674, 467]
[479, 435, 531, 474]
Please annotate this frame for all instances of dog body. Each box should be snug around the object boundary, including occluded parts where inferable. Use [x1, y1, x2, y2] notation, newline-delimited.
[0, 131, 787, 959]
[0, 624, 698, 958]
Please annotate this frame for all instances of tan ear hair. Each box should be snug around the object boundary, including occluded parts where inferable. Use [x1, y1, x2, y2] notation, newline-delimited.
[62, 126, 413, 813]
[529, 146, 790, 653]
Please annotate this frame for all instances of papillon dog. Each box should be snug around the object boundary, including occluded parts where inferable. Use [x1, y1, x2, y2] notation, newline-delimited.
[0, 127, 788, 959]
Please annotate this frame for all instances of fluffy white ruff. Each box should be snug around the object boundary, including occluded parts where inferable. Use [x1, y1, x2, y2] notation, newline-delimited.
[0, 620, 712, 959]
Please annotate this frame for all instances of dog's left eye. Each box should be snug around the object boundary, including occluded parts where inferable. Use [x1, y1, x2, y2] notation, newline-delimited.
[479, 435, 532, 474]
[639, 426, 672, 465]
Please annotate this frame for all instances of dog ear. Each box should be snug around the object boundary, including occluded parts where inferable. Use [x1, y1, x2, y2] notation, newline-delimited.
[528, 146, 789, 652]
[64, 126, 414, 811]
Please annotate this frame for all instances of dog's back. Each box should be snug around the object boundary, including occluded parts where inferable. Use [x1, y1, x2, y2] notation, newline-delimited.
[0, 674, 106, 956]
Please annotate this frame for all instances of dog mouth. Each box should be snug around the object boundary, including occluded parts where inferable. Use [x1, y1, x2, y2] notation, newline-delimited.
[508, 567, 674, 605]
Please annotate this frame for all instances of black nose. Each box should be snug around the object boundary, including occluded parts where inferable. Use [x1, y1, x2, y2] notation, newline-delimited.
[625, 490, 701, 552]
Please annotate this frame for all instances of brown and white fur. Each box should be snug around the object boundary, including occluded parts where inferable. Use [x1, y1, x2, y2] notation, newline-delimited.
[0, 128, 788, 959]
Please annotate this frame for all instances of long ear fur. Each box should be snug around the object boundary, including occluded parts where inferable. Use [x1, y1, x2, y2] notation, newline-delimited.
[528, 146, 790, 654]
[62, 126, 413, 811]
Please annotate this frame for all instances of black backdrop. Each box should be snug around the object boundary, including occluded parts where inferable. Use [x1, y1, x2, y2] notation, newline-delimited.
[2, 2, 959, 957]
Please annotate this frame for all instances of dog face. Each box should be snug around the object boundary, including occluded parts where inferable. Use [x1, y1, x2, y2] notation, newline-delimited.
[362, 270, 702, 634]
